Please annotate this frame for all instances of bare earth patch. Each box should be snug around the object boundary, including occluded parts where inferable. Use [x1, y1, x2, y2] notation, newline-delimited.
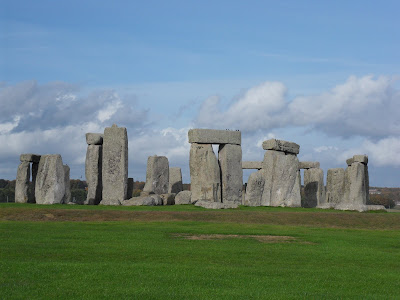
[172, 233, 311, 243]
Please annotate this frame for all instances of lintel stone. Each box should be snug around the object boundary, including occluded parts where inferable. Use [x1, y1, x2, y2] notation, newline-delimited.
[299, 161, 320, 169]
[262, 139, 300, 154]
[242, 161, 262, 170]
[346, 154, 368, 166]
[188, 129, 241, 145]
[20, 154, 41, 163]
[86, 133, 104, 145]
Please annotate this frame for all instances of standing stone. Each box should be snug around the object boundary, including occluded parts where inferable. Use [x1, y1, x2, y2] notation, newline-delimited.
[325, 168, 345, 206]
[35, 154, 66, 204]
[143, 155, 169, 195]
[85, 145, 103, 205]
[218, 144, 243, 204]
[244, 170, 265, 206]
[62, 165, 71, 204]
[261, 150, 301, 207]
[168, 167, 183, 194]
[101, 124, 128, 205]
[303, 168, 325, 208]
[339, 162, 368, 211]
[189, 143, 221, 203]
[15, 162, 30, 203]
[127, 178, 134, 199]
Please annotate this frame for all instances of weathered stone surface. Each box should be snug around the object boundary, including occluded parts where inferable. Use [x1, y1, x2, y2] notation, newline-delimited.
[244, 170, 265, 206]
[218, 144, 243, 204]
[299, 161, 320, 170]
[262, 139, 300, 154]
[367, 205, 386, 211]
[188, 129, 241, 145]
[122, 194, 163, 206]
[84, 145, 102, 205]
[189, 143, 221, 203]
[86, 133, 104, 145]
[342, 162, 368, 210]
[335, 203, 368, 212]
[101, 124, 128, 205]
[143, 155, 169, 195]
[303, 168, 325, 208]
[168, 167, 183, 194]
[242, 161, 262, 170]
[15, 162, 30, 203]
[140, 191, 155, 196]
[325, 168, 345, 205]
[175, 191, 192, 205]
[62, 165, 71, 204]
[261, 150, 301, 207]
[353, 155, 368, 164]
[194, 200, 239, 209]
[35, 154, 66, 204]
[20, 154, 41, 163]
[127, 178, 134, 199]
[160, 193, 175, 205]
[317, 203, 335, 210]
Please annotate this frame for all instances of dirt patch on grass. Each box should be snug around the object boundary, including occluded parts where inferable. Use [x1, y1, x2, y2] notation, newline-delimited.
[172, 233, 302, 243]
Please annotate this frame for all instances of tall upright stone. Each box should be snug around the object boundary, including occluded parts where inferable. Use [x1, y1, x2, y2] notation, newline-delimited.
[62, 165, 71, 204]
[168, 167, 183, 194]
[218, 144, 243, 204]
[85, 142, 103, 205]
[325, 168, 345, 205]
[15, 161, 30, 203]
[190, 143, 221, 203]
[101, 124, 128, 205]
[303, 168, 325, 208]
[143, 155, 169, 195]
[243, 170, 265, 206]
[35, 154, 66, 204]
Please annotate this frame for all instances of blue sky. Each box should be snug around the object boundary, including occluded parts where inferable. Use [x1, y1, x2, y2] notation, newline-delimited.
[1, 0, 399, 186]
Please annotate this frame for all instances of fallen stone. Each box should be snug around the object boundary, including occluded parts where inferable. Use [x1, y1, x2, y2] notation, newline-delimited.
[122, 194, 163, 206]
[325, 168, 345, 205]
[243, 170, 265, 206]
[302, 168, 325, 208]
[262, 139, 300, 154]
[15, 161, 30, 203]
[188, 129, 241, 145]
[299, 161, 320, 169]
[168, 167, 183, 194]
[101, 124, 128, 205]
[242, 161, 262, 170]
[218, 144, 243, 204]
[189, 143, 221, 203]
[84, 145, 102, 205]
[174, 191, 192, 205]
[143, 155, 169, 195]
[20, 154, 41, 163]
[62, 165, 71, 204]
[194, 200, 239, 209]
[160, 193, 175, 205]
[85, 133, 104, 145]
[140, 191, 155, 196]
[367, 205, 386, 211]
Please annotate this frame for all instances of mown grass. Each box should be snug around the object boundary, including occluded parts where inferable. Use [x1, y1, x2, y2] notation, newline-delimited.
[0, 204, 399, 299]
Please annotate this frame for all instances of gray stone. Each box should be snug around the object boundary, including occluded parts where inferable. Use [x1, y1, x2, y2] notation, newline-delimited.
[127, 178, 134, 199]
[342, 162, 368, 210]
[84, 145, 102, 205]
[35, 154, 66, 204]
[325, 168, 345, 205]
[366, 205, 386, 211]
[262, 139, 300, 154]
[299, 161, 320, 169]
[346, 158, 354, 166]
[85, 133, 103, 145]
[303, 168, 325, 208]
[143, 155, 169, 195]
[353, 154, 368, 164]
[20, 154, 41, 163]
[188, 129, 241, 145]
[122, 194, 163, 206]
[140, 191, 155, 196]
[160, 193, 175, 205]
[242, 161, 262, 170]
[15, 161, 30, 203]
[62, 165, 71, 204]
[317, 203, 336, 210]
[335, 203, 368, 212]
[189, 143, 221, 203]
[218, 144, 243, 204]
[194, 200, 239, 209]
[175, 191, 192, 205]
[101, 124, 128, 205]
[243, 170, 265, 206]
[261, 150, 301, 207]
[168, 167, 183, 194]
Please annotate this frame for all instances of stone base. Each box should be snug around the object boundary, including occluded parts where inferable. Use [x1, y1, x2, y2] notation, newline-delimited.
[194, 200, 238, 209]
[121, 195, 163, 206]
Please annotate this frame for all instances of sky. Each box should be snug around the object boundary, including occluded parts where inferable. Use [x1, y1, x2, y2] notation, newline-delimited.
[1, 0, 399, 187]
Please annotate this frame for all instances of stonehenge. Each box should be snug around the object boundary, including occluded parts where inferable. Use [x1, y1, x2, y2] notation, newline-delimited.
[168, 167, 183, 194]
[300, 161, 325, 208]
[15, 154, 40, 203]
[143, 155, 169, 195]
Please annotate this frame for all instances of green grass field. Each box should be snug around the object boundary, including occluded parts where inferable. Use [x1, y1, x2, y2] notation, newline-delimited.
[1, 203, 399, 299]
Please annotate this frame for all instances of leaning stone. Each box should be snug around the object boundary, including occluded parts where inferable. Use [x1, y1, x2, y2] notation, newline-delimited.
[261, 150, 301, 207]
[160, 193, 175, 205]
[122, 195, 163, 206]
[84, 145, 102, 205]
[244, 170, 265, 206]
[189, 143, 221, 203]
[85, 133, 104, 145]
[262, 139, 300, 154]
[62, 165, 71, 204]
[35, 154, 66, 204]
[302, 168, 325, 208]
[299, 161, 320, 169]
[15, 161, 30, 203]
[188, 129, 241, 145]
[168, 167, 183, 194]
[242, 161, 262, 170]
[101, 124, 128, 205]
[218, 144, 243, 204]
[194, 200, 239, 209]
[325, 168, 345, 205]
[20, 154, 41, 163]
[143, 155, 169, 195]
[175, 191, 192, 205]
